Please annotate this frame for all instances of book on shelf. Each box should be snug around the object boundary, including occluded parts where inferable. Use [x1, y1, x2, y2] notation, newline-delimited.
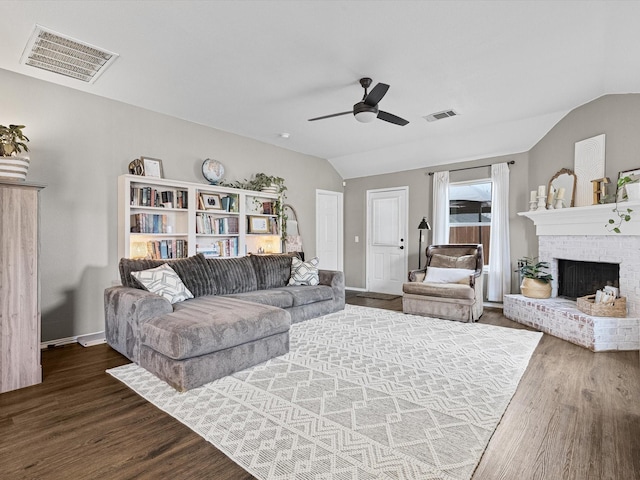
[196, 237, 238, 258]
[140, 239, 188, 260]
[195, 214, 240, 235]
[130, 213, 169, 233]
[130, 186, 188, 209]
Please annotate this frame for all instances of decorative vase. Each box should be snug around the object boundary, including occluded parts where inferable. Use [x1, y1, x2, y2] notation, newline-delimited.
[0, 155, 30, 182]
[521, 277, 552, 299]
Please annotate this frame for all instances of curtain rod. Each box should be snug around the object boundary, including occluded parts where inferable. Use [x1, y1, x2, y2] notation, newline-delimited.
[427, 160, 515, 176]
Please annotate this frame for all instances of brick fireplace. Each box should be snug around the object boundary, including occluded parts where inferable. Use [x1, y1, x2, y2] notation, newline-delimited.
[504, 201, 640, 351]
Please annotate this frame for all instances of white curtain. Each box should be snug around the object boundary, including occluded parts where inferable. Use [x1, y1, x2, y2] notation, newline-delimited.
[432, 171, 450, 245]
[488, 162, 511, 302]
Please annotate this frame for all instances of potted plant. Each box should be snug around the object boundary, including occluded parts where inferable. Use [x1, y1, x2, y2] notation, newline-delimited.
[0, 124, 30, 182]
[517, 256, 553, 298]
[607, 175, 637, 233]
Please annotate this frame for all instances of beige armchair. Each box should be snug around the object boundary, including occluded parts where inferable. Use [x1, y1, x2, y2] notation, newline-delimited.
[402, 244, 484, 322]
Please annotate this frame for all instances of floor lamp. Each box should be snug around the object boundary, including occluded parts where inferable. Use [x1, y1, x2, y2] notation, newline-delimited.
[417, 217, 431, 269]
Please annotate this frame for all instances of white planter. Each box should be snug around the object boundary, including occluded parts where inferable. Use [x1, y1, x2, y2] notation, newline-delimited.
[0, 156, 30, 182]
[625, 182, 640, 201]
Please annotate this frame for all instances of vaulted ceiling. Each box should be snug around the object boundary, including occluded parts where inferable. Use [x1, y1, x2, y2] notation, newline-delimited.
[3, 1, 640, 178]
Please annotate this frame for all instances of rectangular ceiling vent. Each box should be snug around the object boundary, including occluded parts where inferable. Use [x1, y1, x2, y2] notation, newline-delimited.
[423, 109, 459, 122]
[20, 25, 119, 84]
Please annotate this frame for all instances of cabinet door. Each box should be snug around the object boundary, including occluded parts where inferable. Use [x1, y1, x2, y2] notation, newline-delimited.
[0, 185, 41, 393]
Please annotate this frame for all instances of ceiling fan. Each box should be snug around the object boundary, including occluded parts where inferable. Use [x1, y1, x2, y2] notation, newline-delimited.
[308, 78, 409, 126]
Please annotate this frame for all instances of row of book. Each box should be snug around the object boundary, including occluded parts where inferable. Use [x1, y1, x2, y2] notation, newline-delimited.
[196, 214, 239, 235]
[196, 238, 239, 258]
[130, 213, 169, 233]
[130, 187, 188, 209]
[143, 240, 188, 260]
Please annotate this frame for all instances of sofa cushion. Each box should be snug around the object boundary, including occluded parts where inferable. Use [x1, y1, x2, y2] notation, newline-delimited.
[402, 281, 475, 300]
[143, 296, 291, 360]
[226, 289, 295, 309]
[430, 254, 477, 270]
[130, 264, 194, 304]
[119, 254, 215, 297]
[276, 285, 334, 307]
[249, 254, 294, 290]
[205, 256, 257, 295]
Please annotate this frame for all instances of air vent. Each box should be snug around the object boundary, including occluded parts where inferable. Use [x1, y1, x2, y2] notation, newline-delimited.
[423, 109, 459, 122]
[20, 25, 118, 84]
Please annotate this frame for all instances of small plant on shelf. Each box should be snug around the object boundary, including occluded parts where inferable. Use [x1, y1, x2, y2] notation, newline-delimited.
[220, 172, 287, 196]
[0, 124, 29, 157]
[517, 256, 553, 299]
[607, 175, 636, 233]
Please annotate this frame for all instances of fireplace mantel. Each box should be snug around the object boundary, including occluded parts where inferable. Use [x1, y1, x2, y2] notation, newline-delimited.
[518, 200, 640, 236]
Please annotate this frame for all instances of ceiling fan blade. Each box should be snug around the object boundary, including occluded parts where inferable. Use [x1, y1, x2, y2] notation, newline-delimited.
[378, 110, 409, 126]
[308, 111, 352, 122]
[364, 83, 389, 106]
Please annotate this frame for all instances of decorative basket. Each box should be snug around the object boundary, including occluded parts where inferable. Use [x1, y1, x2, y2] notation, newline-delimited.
[576, 294, 627, 317]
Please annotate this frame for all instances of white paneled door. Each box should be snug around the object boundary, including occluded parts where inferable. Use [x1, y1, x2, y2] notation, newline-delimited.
[366, 187, 408, 294]
[316, 189, 343, 271]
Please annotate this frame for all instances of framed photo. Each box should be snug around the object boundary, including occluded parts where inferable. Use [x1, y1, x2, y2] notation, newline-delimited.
[141, 157, 164, 178]
[617, 167, 640, 199]
[200, 193, 222, 210]
[248, 216, 269, 233]
[619, 167, 640, 183]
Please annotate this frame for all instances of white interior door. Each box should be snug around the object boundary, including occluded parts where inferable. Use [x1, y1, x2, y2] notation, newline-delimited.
[366, 187, 408, 294]
[315, 189, 343, 270]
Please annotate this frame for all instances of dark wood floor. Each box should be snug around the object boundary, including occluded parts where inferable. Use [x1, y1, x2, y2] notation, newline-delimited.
[1, 294, 639, 479]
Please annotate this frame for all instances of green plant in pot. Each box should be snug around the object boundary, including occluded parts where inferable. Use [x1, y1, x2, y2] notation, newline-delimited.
[0, 124, 31, 182]
[517, 256, 553, 299]
[607, 175, 637, 233]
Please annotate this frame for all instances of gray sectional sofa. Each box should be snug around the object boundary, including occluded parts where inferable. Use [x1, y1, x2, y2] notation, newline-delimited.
[104, 253, 345, 391]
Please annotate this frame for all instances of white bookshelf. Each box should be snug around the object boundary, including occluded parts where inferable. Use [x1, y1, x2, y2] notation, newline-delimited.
[118, 174, 282, 259]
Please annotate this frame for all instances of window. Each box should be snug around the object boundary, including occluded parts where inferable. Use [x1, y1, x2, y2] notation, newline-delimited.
[449, 181, 491, 265]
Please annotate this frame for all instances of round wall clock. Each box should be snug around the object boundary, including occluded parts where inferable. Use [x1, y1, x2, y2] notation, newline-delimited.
[202, 158, 225, 184]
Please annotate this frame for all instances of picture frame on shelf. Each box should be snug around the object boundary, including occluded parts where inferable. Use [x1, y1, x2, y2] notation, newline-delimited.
[200, 193, 222, 210]
[141, 157, 164, 178]
[248, 216, 269, 233]
[619, 167, 640, 182]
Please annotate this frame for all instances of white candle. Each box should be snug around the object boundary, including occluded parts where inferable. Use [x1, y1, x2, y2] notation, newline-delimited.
[557, 187, 565, 200]
[530, 190, 537, 202]
[538, 185, 546, 197]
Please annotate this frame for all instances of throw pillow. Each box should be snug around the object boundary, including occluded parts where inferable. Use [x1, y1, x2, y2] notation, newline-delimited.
[289, 256, 320, 286]
[430, 253, 477, 270]
[130, 264, 194, 304]
[423, 266, 474, 284]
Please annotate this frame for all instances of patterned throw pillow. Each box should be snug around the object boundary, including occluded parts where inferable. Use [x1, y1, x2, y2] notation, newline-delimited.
[288, 256, 320, 286]
[130, 264, 194, 304]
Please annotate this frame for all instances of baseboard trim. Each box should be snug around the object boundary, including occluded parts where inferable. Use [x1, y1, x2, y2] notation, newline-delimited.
[41, 331, 106, 350]
[346, 286, 367, 292]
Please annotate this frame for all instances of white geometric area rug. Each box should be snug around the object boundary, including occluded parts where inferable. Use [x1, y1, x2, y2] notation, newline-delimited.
[107, 305, 542, 480]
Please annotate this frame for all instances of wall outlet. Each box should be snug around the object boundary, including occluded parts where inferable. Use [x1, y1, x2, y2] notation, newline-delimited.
[355, 236, 359, 243]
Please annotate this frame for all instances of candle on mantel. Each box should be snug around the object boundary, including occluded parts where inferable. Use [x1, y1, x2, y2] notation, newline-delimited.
[547, 188, 555, 205]
[557, 187, 566, 200]
[530, 190, 537, 202]
[538, 185, 546, 197]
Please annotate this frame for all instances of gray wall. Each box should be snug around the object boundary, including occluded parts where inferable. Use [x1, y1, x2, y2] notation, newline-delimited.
[0, 68, 342, 342]
[344, 153, 530, 290]
[345, 94, 640, 291]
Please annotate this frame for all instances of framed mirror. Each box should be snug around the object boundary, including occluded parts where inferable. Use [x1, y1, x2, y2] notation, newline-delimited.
[548, 168, 577, 208]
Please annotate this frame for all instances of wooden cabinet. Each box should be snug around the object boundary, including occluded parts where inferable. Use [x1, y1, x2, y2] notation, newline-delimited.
[0, 182, 44, 393]
[118, 174, 282, 259]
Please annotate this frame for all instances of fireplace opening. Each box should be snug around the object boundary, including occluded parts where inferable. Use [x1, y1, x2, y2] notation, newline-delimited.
[557, 259, 619, 300]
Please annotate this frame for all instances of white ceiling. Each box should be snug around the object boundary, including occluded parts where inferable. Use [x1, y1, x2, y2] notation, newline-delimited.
[3, 1, 640, 179]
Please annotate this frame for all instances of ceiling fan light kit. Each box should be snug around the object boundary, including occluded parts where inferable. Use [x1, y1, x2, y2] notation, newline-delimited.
[309, 77, 409, 126]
